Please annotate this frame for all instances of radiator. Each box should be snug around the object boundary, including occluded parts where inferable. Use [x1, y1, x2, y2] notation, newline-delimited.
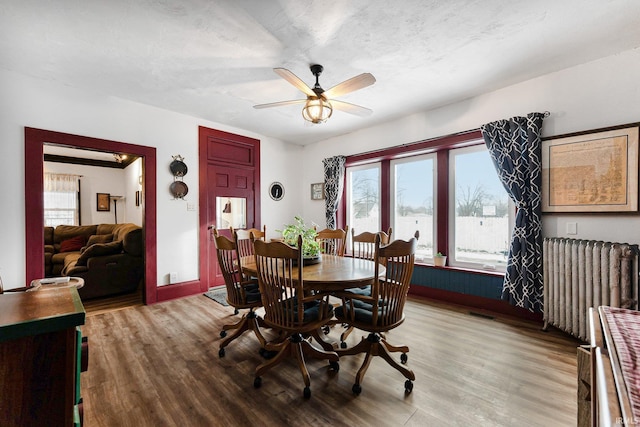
[542, 237, 639, 341]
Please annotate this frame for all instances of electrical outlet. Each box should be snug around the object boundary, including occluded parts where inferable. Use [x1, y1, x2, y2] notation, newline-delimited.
[566, 222, 578, 235]
[169, 272, 178, 284]
[187, 203, 195, 211]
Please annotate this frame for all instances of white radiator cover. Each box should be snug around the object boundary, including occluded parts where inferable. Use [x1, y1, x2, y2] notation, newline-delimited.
[542, 238, 639, 341]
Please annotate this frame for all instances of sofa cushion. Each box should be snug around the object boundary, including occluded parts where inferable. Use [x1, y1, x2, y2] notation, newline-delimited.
[54, 224, 98, 244]
[86, 233, 113, 246]
[59, 235, 86, 252]
[76, 241, 123, 266]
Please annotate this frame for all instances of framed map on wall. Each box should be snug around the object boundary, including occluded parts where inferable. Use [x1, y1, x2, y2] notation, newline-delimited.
[542, 124, 639, 213]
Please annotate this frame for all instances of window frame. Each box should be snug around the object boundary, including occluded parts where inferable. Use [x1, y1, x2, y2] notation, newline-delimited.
[342, 129, 509, 275]
[448, 144, 514, 272]
[346, 162, 382, 245]
[390, 153, 437, 262]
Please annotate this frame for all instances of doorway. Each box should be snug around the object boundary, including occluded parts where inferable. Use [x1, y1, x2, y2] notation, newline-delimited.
[198, 127, 260, 289]
[25, 128, 158, 304]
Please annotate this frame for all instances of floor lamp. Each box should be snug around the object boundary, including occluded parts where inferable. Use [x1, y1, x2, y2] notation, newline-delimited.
[110, 195, 124, 224]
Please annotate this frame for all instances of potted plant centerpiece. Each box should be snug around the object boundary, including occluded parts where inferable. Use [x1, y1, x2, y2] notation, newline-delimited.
[279, 216, 322, 265]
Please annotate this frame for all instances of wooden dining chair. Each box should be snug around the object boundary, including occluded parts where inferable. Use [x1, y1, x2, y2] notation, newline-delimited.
[233, 226, 266, 261]
[315, 225, 348, 256]
[211, 228, 268, 358]
[252, 235, 339, 398]
[351, 227, 392, 260]
[337, 227, 394, 348]
[335, 231, 418, 395]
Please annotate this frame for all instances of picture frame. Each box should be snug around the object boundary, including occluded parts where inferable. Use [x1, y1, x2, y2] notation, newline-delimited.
[311, 182, 325, 200]
[96, 193, 111, 211]
[135, 190, 141, 207]
[542, 124, 639, 213]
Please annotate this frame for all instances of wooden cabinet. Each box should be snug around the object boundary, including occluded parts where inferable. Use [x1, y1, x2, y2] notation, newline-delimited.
[0, 288, 85, 426]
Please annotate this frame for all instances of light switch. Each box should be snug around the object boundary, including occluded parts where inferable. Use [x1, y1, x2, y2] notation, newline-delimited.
[566, 222, 577, 235]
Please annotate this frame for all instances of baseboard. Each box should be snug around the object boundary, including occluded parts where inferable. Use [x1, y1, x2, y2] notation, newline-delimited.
[409, 285, 542, 322]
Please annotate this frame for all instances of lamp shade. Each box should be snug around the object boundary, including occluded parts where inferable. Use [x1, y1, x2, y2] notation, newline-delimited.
[302, 97, 333, 124]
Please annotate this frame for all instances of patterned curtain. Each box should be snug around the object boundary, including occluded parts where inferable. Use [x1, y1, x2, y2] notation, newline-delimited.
[322, 156, 346, 229]
[481, 112, 546, 312]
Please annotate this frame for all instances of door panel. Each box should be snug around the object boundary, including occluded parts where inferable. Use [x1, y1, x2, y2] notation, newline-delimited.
[207, 164, 255, 287]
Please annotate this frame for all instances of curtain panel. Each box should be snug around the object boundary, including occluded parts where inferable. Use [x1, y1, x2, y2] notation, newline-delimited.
[322, 156, 346, 229]
[44, 173, 81, 192]
[481, 112, 546, 312]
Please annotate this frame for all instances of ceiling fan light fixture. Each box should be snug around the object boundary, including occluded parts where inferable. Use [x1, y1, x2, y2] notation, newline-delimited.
[302, 97, 333, 124]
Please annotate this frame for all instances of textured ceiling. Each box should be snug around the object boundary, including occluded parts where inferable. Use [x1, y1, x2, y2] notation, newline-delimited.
[2, 0, 640, 145]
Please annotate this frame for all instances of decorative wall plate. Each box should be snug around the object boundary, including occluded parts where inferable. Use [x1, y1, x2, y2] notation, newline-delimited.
[170, 181, 188, 199]
[170, 158, 188, 177]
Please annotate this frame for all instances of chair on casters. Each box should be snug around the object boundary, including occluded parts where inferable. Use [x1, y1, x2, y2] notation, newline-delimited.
[315, 225, 348, 256]
[252, 235, 339, 399]
[211, 228, 268, 358]
[233, 225, 266, 263]
[337, 227, 393, 348]
[335, 231, 418, 395]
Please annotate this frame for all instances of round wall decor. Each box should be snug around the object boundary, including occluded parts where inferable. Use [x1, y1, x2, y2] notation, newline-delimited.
[269, 182, 284, 201]
[170, 158, 188, 177]
[170, 181, 189, 199]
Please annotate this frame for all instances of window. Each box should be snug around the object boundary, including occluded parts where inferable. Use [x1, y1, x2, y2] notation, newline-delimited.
[346, 163, 381, 238]
[44, 173, 80, 227]
[391, 154, 435, 263]
[344, 131, 514, 272]
[449, 146, 512, 270]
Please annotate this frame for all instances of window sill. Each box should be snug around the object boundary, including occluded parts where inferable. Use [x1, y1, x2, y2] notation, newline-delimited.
[415, 262, 505, 278]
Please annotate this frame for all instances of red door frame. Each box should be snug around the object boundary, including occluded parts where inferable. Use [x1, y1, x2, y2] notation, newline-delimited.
[24, 127, 159, 303]
[198, 126, 261, 291]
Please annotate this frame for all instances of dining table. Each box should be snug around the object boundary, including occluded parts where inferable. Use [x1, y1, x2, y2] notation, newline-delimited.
[241, 254, 384, 293]
[241, 253, 384, 351]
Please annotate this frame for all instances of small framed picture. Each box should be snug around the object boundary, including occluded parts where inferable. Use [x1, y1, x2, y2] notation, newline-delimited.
[135, 190, 141, 207]
[311, 183, 325, 200]
[97, 193, 111, 211]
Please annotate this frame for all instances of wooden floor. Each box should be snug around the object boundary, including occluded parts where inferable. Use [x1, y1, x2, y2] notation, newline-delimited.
[80, 294, 581, 427]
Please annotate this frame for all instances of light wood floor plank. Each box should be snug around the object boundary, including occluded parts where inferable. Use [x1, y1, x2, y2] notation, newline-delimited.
[80, 294, 580, 426]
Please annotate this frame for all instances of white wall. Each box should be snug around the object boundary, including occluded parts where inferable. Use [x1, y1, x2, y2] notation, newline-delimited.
[125, 157, 143, 226]
[301, 47, 640, 246]
[0, 68, 301, 290]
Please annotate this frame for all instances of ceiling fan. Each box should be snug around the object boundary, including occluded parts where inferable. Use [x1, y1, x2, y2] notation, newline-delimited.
[253, 64, 376, 124]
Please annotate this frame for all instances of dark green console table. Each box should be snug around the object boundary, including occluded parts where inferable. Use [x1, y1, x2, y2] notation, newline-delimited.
[0, 287, 85, 426]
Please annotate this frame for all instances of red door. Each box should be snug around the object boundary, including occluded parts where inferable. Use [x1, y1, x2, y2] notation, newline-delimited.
[199, 126, 261, 291]
[207, 164, 256, 286]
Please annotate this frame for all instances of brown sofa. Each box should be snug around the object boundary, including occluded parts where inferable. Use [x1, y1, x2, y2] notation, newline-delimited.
[44, 223, 144, 300]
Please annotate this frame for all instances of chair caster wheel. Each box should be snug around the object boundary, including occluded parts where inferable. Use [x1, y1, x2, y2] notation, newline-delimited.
[329, 361, 339, 371]
[352, 384, 362, 395]
[254, 377, 262, 388]
[303, 386, 311, 399]
[340, 341, 347, 349]
[400, 353, 408, 364]
[405, 380, 413, 393]
[220, 330, 227, 338]
[218, 348, 225, 358]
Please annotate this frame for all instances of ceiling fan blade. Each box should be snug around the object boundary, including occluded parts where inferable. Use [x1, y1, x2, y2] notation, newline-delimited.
[253, 99, 307, 109]
[274, 68, 316, 97]
[331, 100, 373, 117]
[323, 73, 376, 99]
